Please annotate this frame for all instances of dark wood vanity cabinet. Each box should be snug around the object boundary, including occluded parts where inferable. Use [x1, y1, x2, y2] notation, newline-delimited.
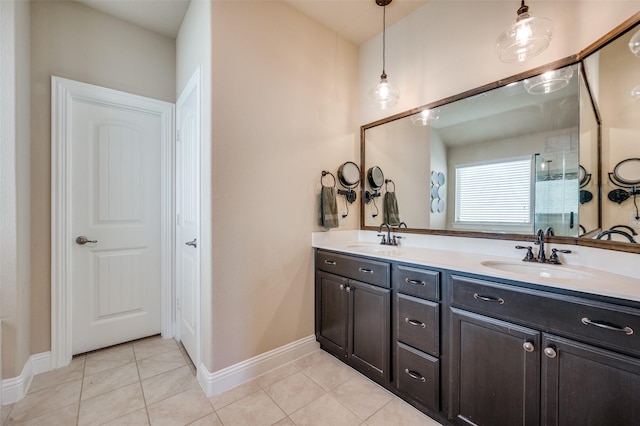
[394, 265, 441, 413]
[315, 250, 391, 385]
[449, 274, 640, 426]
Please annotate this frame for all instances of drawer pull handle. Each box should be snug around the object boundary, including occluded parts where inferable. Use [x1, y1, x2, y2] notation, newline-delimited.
[405, 318, 426, 328]
[324, 260, 337, 266]
[473, 293, 505, 304]
[405, 278, 426, 286]
[404, 369, 426, 382]
[581, 317, 634, 335]
[359, 268, 374, 274]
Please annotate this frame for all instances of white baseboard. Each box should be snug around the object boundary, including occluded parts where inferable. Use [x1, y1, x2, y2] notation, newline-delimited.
[198, 335, 319, 397]
[2, 351, 51, 405]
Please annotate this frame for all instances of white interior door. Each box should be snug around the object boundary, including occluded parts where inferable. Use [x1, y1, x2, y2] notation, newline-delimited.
[71, 95, 163, 355]
[176, 69, 201, 365]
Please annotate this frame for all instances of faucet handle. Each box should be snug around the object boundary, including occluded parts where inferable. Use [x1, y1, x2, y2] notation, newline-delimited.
[377, 234, 387, 245]
[548, 248, 572, 264]
[516, 245, 535, 261]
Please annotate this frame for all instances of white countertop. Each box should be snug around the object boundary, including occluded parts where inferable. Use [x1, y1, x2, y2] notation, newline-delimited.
[312, 230, 640, 303]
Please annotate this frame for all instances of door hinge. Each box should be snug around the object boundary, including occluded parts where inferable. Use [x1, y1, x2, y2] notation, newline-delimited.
[176, 298, 181, 311]
[176, 129, 181, 142]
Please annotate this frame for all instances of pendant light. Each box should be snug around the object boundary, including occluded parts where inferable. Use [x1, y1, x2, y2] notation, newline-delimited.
[523, 67, 574, 95]
[369, 0, 399, 110]
[496, 0, 552, 63]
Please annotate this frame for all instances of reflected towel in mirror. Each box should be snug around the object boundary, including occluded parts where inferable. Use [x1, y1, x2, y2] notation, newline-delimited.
[384, 191, 400, 226]
[320, 186, 339, 229]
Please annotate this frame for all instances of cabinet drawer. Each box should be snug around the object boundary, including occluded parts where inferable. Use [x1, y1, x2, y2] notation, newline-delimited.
[397, 294, 439, 356]
[451, 275, 640, 357]
[317, 250, 390, 288]
[396, 342, 439, 412]
[396, 265, 439, 300]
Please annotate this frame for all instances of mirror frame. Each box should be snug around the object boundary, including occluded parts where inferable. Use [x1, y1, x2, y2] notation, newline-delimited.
[360, 12, 640, 254]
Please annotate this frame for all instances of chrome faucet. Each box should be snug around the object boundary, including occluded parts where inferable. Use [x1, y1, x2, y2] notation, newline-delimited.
[536, 229, 547, 262]
[378, 223, 392, 245]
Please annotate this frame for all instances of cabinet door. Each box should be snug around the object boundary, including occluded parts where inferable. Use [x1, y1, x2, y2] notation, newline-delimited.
[542, 334, 640, 426]
[348, 280, 391, 384]
[450, 308, 540, 426]
[315, 271, 348, 358]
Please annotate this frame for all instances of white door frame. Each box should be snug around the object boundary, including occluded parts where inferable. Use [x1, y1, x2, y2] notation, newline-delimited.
[51, 76, 175, 369]
[175, 67, 202, 368]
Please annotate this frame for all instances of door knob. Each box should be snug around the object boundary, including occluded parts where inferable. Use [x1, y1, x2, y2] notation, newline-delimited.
[75, 236, 97, 245]
[185, 238, 197, 248]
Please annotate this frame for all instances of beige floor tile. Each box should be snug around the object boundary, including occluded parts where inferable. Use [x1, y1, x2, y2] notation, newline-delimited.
[6, 379, 81, 424]
[81, 362, 139, 400]
[133, 335, 178, 361]
[301, 354, 358, 391]
[136, 348, 186, 380]
[28, 356, 85, 393]
[365, 398, 442, 426]
[187, 412, 223, 426]
[1, 403, 13, 425]
[256, 362, 300, 389]
[272, 417, 296, 426]
[208, 379, 261, 410]
[8, 403, 78, 426]
[102, 408, 149, 425]
[84, 343, 135, 376]
[331, 376, 394, 420]
[77, 381, 145, 426]
[263, 372, 326, 415]
[216, 389, 286, 426]
[147, 388, 213, 426]
[293, 350, 332, 370]
[141, 365, 199, 405]
[288, 393, 361, 426]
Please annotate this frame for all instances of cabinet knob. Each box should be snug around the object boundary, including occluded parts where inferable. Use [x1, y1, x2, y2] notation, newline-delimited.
[522, 341, 535, 353]
[544, 347, 557, 358]
[345, 286, 351, 293]
[339, 284, 344, 290]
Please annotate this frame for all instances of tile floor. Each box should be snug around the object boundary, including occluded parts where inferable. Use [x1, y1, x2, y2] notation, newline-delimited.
[0, 336, 443, 426]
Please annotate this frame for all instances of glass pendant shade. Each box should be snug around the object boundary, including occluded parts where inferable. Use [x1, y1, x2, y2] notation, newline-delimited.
[496, 2, 552, 63]
[370, 74, 399, 109]
[411, 108, 440, 126]
[632, 84, 640, 101]
[523, 68, 573, 95]
[630, 29, 640, 56]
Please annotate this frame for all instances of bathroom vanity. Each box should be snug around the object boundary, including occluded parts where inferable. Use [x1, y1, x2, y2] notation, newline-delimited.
[313, 233, 640, 426]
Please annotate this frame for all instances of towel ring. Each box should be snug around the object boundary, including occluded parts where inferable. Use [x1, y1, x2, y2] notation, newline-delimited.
[321, 171, 336, 188]
[385, 179, 396, 192]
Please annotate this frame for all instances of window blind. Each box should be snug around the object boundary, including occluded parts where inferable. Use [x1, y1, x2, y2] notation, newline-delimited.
[455, 158, 532, 224]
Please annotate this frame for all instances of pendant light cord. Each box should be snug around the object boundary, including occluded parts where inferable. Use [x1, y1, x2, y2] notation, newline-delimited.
[381, 4, 387, 78]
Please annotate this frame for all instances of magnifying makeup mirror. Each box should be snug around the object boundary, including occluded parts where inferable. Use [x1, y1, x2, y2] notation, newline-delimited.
[337, 161, 360, 204]
[365, 166, 384, 204]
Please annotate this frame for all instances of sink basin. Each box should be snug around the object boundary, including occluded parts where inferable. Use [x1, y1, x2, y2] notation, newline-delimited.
[481, 261, 593, 280]
[347, 243, 402, 256]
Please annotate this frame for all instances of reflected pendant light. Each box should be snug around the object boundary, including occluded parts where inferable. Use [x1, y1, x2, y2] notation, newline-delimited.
[496, 0, 552, 63]
[369, 0, 399, 109]
[410, 108, 440, 126]
[630, 29, 640, 57]
[523, 67, 574, 95]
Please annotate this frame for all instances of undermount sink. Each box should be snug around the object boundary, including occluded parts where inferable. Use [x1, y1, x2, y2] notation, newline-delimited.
[347, 243, 402, 255]
[481, 260, 593, 280]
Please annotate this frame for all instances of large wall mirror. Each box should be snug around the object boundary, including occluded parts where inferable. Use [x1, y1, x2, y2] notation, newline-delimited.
[361, 13, 640, 253]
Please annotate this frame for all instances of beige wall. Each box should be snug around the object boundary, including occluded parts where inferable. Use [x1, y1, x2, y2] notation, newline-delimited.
[29, 1, 176, 355]
[1, 0, 31, 378]
[210, 1, 359, 371]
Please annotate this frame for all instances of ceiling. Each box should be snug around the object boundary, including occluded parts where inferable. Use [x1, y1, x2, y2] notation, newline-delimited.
[74, 0, 429, 45]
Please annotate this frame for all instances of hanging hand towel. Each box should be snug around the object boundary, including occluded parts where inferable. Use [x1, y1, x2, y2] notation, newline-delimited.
[384, 191, 401, 226]
[320, 186, 339, 229]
